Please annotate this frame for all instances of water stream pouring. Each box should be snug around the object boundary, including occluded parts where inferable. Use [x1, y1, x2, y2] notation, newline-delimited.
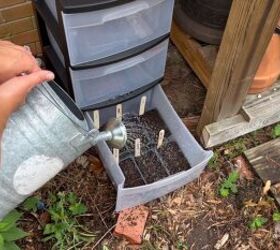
[0, 81, 127, 219]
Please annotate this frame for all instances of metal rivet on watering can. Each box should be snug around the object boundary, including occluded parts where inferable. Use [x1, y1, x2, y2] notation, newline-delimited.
[0, 81, 127, 219]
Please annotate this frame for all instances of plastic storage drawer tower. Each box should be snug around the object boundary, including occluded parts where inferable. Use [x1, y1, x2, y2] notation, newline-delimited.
[34, 0, 174, 107]
[33, 0, 213, 210]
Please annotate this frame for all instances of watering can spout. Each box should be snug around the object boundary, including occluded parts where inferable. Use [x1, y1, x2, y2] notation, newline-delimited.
[102, 118, 127, 149]
[71, 118, 127, 150]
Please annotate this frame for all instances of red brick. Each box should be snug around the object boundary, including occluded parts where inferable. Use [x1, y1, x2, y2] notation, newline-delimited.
[0, 17, 34, 38]
[114, 206, 149, 245]
[0, 0, 25, 8]
[0, 12, 5, 24]
[32, 15, 37, 28]
[11, 29, 39, 45]
[36, 41, 42, 55]
[1, 2, 33, 22]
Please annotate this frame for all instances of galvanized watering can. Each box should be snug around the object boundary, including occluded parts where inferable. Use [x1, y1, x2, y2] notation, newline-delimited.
[0, 81, 127, 219]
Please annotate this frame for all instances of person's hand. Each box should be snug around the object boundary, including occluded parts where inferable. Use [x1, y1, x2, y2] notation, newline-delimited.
[0, 41, 42, 83]
[0, 71, 55, 128]
[0, 41, 54, 134]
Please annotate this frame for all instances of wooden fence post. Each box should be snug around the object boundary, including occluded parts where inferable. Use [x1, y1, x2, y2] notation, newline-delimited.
[197, 0, 280, 135]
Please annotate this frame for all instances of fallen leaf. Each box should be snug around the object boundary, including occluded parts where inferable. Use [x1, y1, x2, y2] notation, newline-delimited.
[168, 209, 177, 215]
[244, 200, 258, 208]
[233, 156, 254, 180]
[214, 233, 229, 249]
[263, 180, 271, 195]
[224, 149, 230, 155]
[151, 215, 158, 220]
[172, 197, 183, 206]
[39, 212, 51, 227]
[86, 154, 103, 174]
[76, 155, 89, 168]
[274, 222, 280, 239]
[144, 233, 151, 241]
[207, 199, 222, 204]
[181, 116, 200, 133]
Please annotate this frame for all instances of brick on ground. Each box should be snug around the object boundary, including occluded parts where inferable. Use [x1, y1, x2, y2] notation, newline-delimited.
[114, 206, 149, 245]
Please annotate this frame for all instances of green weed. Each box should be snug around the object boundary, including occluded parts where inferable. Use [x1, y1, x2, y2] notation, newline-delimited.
[0, 210, 28, 250]
[224, 138, 247, 159]
[273, 211, 280, 222]
[177, 240, 189, 250]
[43, 192, 95, 249]
[249, 216, 268, 230]
[208, 151, 219, 169]
[22, 196, 40, 213]
[219, 171, 239, 198]
[272, 124, 280, 138]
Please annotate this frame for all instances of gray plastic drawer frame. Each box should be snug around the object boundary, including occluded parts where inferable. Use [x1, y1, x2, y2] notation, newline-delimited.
[86, 85, 213, 211]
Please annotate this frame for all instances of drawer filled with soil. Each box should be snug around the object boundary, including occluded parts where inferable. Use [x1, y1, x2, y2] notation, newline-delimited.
[88, 84, 213, 211]
[115, 110, 191, 188]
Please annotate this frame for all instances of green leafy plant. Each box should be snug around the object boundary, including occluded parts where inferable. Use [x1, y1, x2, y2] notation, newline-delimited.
[219, 171, 239, 197]
[102, 245, 110, 250]
[177, 240, 189, 250]
[0, 210, 29, 250]
[273, 211, 280, 222]
[249, 216, 268, 230]
[22, 196, 40, 213]
[224, 138, 247, 159]
[43, 192, 95, 249]
[272, 124, 280, 138]
[208, 151, 219, 169]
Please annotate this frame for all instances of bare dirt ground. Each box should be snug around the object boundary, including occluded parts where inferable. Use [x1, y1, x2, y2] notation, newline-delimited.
[18, 43, 280, 249]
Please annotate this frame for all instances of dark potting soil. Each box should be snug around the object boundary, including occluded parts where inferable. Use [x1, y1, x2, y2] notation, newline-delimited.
[123, 114, 152, 153]
[139, 110, 171, 142]
[136, 150, 169, 184]
[120, 158, 145, 188]
[119, 110, 191, 187]
[158, 141, 190, 175]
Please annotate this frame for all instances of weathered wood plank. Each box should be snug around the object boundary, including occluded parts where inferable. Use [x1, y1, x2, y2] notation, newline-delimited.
[202, 82, 280, 148]
[170, 21, 214, 88]
[271, 183, 280, 206]
[202, 113, 279, 148]
[245, 138, 280, 184]
[242, 81, 280, 121]
[197, 0, 280, 135]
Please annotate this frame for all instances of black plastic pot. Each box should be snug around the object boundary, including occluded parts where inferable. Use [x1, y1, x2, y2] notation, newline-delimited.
[174, 0, 232, 45]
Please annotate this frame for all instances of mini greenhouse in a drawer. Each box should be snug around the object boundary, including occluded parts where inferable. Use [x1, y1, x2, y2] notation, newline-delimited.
[85, 85, 213, 211]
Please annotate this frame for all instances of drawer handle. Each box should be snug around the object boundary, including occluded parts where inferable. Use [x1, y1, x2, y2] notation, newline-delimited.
[102, 0, 165, 23]
[104, 56, 146, 75]
[103, 40, 167, 75]
[66, 0, 166, 28]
